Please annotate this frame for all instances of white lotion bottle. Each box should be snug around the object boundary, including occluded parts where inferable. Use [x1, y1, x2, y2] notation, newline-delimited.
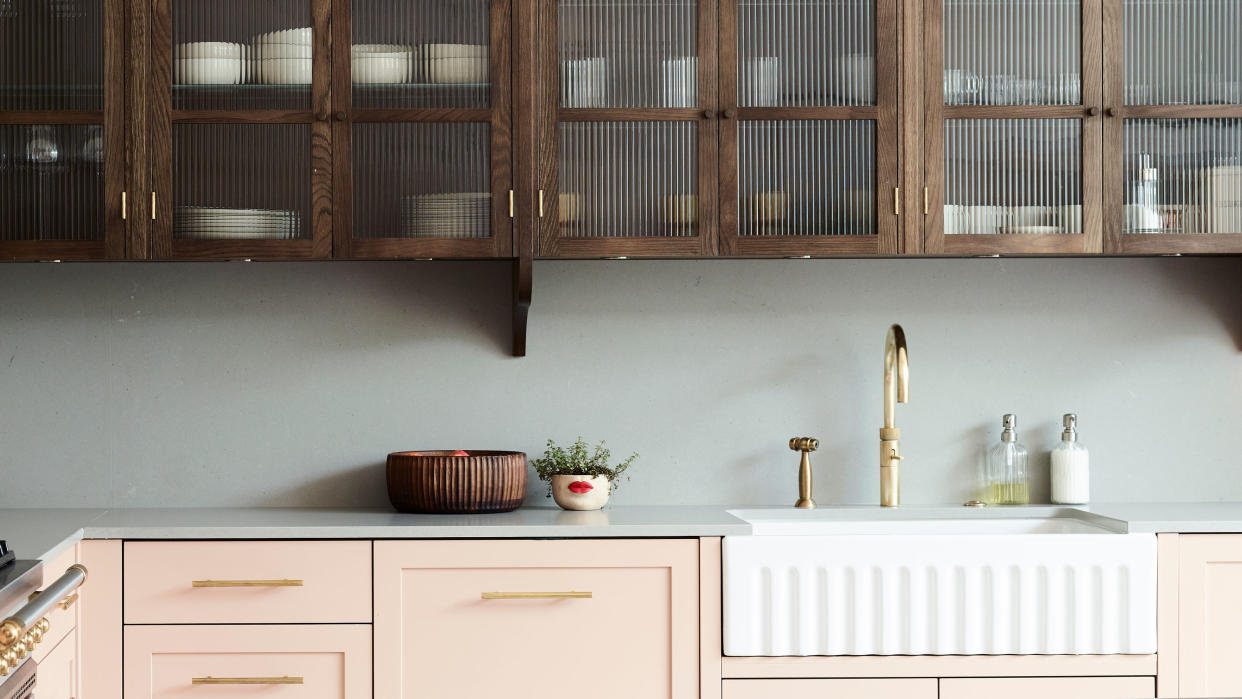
[1050, 413, 1090, 504]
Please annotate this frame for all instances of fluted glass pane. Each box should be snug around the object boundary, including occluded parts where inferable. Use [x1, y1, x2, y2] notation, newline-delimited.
[1124, 119, 1242, 234]
[943, 119, 1082, 234]
[739, 120, 874, 235]
[353, 122, 492, 239]
[943, 0, 1081, 106]
[0, 124, 104, 241]
[172, 0, 311, 110]
[738, 0, 875, 107]
[173, 123, 310, 240]
[351, 0, 490, 110]
[0, 0, 103, 110]
[1124, 0, 1241, 105]
[559, 121, 697, 237]
[559, 0, 697, 109]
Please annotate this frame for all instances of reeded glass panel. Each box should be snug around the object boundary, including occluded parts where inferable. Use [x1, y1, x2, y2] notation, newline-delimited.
[942, 0, 1081, 106]
[172, 0, 311, 110]
[173, 123, 310, 240]
[1124, 0, 1241, 105]
[559, 0, 697, 109]
[0, 0, 104, 110]
[739, 120, 874, 235]
[353, 122, 492, 239]
[0, 124, 104, 241]
[1124, 119, 1242, 234]
[559, 121, 697, 237]
[943, 119, 1082, 234]
[351, 0, 490, 110]
[738, 0, 875, 107]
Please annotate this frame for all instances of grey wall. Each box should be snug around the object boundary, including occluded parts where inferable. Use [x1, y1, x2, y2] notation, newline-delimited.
[0, 257, 1238, 508]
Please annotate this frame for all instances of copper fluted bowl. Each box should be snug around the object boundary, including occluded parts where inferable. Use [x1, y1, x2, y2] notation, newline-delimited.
[386, 450, 527, 514]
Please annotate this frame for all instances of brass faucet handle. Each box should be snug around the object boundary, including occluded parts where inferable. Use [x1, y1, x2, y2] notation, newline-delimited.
[789, 437, 820, 452]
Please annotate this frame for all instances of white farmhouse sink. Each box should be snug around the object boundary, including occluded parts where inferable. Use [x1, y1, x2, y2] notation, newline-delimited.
[723, 508, 1156, 657]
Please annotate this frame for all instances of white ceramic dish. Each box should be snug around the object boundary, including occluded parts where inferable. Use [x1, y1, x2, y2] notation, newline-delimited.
[352, 43, 410, 54]
[253, 43, 313, 59]
[427, 56, 488, 84]
[260, 58, 312, 84]
[260, 27, 312, 45]
[175, 41, 241, 59]
[174, 57, 242, 85]
[352, 54, 410, 84]
[424, 43, 488, 59]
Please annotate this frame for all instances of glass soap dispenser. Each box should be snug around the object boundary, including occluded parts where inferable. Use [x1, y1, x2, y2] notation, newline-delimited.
[1050, 413, 1090, 504]
[986, 414, 1029, 505]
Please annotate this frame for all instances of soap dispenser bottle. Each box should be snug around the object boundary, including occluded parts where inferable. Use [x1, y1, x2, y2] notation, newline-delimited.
[1050, 413, 1090, 504]
[985, 414, 1029, 505]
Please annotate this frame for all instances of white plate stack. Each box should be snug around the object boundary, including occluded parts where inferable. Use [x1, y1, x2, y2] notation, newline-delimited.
[254, 27, 313, 85]
[352, 44, 413, 84]
[423, 44, 489, 84]
[402, 193, 490, 238]
[175, 42, 243, 85]
[174, 206, 301, 239]
[562, 57, 606, 107]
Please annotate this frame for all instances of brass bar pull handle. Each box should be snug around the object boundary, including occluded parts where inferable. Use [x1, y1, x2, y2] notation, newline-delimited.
[57, 593, 78, 611]
[538, 190, 545, 218]
[481, 591, 592, 600]
[192, 676, 304, 685]
[191, 579, 304, 588]
[509, 189, 515, 218]
[894, 187, 901, 216]
[121, 192, 127, 220]
[923, 187, 930, 216]
[151, 192, 156, 220]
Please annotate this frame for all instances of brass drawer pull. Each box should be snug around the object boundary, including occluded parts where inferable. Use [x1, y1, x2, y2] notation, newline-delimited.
[191, 579, 304, 588]
[56, 593, 78, 611]
[481, 591, 592, 600]
[192, 676, 304, 685]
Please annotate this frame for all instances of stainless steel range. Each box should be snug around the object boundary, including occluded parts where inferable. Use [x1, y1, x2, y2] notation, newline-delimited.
[0, 541, 87, 699]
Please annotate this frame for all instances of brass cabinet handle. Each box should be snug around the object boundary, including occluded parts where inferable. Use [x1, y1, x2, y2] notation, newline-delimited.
[120, 192, 127, 220]
[192, 676, 304, 685]
[151, 192, 156, 220]
[509, 189, 515, 218]
[894, 187, 901, 216]
[56, 593, 78, 611]
[481, 591, 592, 599]
[191, 579, 303, 588]
[923, 187, 929, 216]
[538, 189, 545, 218]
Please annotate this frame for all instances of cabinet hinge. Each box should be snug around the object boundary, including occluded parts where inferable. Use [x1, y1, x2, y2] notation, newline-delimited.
[508, 190, 515, 219]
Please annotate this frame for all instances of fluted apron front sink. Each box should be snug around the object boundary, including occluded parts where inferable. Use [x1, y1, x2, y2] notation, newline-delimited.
[722, 509, 1156, 656]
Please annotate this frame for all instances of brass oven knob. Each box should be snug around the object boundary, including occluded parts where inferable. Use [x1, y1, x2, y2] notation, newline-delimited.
[2, 648, 17, 669]
[37, 618, 49, 634]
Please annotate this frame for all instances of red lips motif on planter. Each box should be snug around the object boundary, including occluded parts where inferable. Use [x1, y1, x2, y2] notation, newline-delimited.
[568, 480, 595, 494]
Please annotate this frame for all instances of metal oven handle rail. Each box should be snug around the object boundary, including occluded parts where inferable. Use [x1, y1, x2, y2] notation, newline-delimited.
[0, 564, 87, 651]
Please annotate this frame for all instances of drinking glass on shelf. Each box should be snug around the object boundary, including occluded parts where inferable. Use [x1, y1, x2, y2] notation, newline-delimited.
[661, 56, 698, 108]
[943, 69, 981, 105]
[744, 56, 779, 107]
[1053, 73, 1081, 104]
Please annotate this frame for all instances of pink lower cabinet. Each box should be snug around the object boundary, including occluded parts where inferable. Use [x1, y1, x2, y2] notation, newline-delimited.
[722, 679, 937, 699]
[940, 677, 1155, 699]
[374, 539, 699, 699]
[123, 624, 372, 698]
[34, 629, 77, 699]
[1178, 534, 1242, 697]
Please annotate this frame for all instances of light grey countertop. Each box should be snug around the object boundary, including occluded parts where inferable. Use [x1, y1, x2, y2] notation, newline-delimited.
[4, 502, 1242, 563]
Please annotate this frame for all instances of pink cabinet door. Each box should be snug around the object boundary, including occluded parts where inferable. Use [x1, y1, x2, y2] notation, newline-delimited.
[374, 539, 699, 699]
[940, 677, 1155, 699]
[722, 679, 937, 699]
[123, 541, 371, 624]
[1179, 534, 1242, 697]
[34, 629, 77, 699]
[123, 625, 371, 699]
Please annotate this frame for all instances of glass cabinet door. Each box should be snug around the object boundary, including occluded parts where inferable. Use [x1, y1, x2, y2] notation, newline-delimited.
[0, 0, 125, 259]
[1105, 0, 1242, 253]
[718, 0, 898, 256]
[148, 0, 332, 258]
[335, 0, 512, 258]
[534, 0, 717, 257]
[925, 0, 1102, 254]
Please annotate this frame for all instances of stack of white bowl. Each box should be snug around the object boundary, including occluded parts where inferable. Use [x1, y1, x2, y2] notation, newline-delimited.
[175, 42, 243, 85]
[403, 193, 490, 238]
[254, 27, 312, 85]
[174, 206, 301, 240]
[352, 44, 412, 84]
[424, 44, 488, 84]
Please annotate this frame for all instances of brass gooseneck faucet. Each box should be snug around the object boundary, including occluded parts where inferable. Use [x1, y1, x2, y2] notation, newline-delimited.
[880, 324, 909, 507]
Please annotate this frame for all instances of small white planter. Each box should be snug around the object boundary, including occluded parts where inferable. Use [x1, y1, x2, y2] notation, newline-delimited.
[550, 474, 611, 511]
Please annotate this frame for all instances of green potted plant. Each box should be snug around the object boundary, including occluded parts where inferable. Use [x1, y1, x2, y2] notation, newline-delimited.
[532, 437, 637, 511]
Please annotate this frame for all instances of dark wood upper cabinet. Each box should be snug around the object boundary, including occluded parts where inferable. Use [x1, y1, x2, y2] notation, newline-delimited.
[0, 0, 126, 260]
[1103, 0, 1242, 254]
[718, 0, 900, 257]
[922, 0, 1104, 255]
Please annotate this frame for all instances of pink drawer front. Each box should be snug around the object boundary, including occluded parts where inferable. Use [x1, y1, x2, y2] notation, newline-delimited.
[124, 541, 371, 624]
[124, 624, 371, 699]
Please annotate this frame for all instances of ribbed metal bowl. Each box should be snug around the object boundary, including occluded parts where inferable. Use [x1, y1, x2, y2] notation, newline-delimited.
[386, 450, 527, 514]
